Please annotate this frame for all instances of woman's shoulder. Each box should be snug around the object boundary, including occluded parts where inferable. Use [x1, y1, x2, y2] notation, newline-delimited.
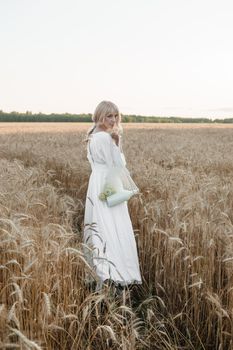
[92, 131, 111, 136]
[91, 131, 112, 141]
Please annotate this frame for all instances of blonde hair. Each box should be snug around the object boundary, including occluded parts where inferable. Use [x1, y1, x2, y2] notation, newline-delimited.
[86, 100, 122, 138]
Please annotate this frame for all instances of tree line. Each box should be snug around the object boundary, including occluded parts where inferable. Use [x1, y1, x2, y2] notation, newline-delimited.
[0, 110, 232, 123]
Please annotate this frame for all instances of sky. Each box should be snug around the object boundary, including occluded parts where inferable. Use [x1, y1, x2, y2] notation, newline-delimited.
[0, 0, 233, 118]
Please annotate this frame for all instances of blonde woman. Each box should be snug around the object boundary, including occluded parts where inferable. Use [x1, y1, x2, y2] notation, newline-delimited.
[83, 101, 142, 291]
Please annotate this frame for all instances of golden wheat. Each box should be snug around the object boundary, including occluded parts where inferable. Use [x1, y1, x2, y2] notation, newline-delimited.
[0, 123, 233, 349]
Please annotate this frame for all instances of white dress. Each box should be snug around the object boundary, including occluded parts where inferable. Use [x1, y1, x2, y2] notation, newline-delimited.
[83, 131, 142, 288]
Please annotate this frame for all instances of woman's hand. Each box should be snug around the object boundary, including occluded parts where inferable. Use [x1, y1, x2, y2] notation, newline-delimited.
[111, 132, 120, 146]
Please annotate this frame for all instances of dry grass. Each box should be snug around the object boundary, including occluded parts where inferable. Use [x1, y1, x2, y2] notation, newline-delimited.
[1, 121, 233, 135]
[1, 122, 233, 349]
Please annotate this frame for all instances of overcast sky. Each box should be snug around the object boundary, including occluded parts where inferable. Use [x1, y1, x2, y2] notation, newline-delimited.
[0, 0, 233, 118]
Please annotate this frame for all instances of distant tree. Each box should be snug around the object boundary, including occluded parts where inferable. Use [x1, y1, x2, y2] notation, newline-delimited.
[0, 111, 232, 123]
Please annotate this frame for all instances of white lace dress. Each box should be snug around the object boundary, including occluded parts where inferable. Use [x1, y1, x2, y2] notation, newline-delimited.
[83, 131, 142, 288]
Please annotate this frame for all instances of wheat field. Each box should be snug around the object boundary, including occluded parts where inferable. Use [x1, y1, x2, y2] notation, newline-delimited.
[0, 122, 233, 350]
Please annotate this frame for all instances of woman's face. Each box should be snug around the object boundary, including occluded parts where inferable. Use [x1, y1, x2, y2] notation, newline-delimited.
[101, 113, 118, 130]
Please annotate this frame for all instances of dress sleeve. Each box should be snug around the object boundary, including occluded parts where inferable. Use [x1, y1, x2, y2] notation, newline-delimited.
[96, 133, 139, 193]
[96, 133, 126, 168]
[97, 133, 115, 167]
[112, 144, 126, 167]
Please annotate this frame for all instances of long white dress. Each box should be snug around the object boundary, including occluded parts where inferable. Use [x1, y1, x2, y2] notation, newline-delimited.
[83, 131, 142, 288]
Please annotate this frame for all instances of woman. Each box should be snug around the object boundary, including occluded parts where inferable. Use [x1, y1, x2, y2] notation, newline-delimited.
[83, 100, 142, 291]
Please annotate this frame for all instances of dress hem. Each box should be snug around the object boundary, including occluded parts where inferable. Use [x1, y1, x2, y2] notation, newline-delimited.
[85, 277, 142, 289]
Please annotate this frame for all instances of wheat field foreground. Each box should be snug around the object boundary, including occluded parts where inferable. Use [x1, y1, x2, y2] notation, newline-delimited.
[1, 123, 233, 350]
